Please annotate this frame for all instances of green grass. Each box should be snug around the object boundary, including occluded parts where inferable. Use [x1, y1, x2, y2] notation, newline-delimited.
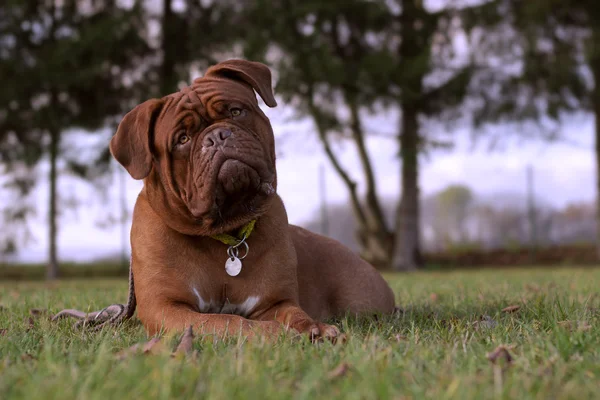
[1, 268, 599, 399]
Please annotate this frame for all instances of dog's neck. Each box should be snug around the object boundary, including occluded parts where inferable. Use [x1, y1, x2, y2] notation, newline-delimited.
[140, 179, 272, 238]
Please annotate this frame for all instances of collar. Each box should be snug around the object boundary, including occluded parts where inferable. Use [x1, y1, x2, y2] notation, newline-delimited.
[209, 219, 256, 246]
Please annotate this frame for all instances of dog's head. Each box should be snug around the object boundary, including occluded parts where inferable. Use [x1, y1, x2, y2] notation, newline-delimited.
[110, 59, 278, 235]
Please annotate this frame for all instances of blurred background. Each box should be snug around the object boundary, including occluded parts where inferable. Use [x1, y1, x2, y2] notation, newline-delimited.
[0, 0, 597, 280]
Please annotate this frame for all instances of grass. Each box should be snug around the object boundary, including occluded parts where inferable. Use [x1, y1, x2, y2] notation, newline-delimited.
[0, 267, 599, 400]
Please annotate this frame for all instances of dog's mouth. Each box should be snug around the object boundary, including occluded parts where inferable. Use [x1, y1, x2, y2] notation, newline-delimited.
[217, 159, 260, 196]
[187, 157, 275, 221]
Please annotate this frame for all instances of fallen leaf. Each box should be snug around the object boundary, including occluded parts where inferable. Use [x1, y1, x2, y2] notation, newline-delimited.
[116, 338, 166, 360]
[501, 305, 520, 313]
[525, 284, 541, 292]
[429, 293, 439, 302]
[142, 337, 166, 355]
[20, 353, 35, 362]
[173, 326, 194, 356]
[0, 328, 7, 336]
[115, 343, 141, 360]
[486, 345, 514, 366]
[328, 362, 352, 380]
[25, 317, 35, 332]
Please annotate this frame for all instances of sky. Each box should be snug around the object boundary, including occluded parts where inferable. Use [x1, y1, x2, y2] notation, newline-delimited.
[5, 98, 594, 263]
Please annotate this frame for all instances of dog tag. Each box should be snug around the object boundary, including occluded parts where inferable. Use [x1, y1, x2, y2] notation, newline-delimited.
[225, 256, 242, 277]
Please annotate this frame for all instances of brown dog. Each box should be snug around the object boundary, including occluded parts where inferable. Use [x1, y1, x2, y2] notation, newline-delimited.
[57, 60, 395, 341]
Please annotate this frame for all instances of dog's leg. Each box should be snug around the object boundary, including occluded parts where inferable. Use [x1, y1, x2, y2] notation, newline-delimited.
[254, 302, 340, 342]
[144, 305, 282, 339]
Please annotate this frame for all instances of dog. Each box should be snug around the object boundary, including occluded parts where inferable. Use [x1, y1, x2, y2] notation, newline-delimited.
[55, 59, 395, 341]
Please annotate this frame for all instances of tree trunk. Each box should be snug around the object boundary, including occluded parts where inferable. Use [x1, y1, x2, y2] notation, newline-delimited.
[161, 0, 176, 96]
[47, 127, 59, 280]
[392, 106, 421, 271]
[308, 95, 391, 268]
[346, 98, 393, 267]
[356, 222, 394, 269]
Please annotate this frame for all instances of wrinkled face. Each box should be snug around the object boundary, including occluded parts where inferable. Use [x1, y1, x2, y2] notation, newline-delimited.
[109, 60, 279, 235]
[157, 79, 277, 227]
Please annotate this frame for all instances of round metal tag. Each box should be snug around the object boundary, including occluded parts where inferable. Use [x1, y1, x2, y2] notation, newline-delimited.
[225, 256, 242, 277]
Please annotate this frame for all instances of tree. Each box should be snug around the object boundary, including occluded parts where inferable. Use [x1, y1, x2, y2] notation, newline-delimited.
[460, 0, 600, 257]
[432, 184, 474, 247]
[240, 0, 479, 270]
[0, 0, 152, 278]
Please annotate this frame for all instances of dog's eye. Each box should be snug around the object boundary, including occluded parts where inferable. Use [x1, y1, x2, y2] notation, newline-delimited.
[178, 134, 190, 145]
[230, 108, 243, 118]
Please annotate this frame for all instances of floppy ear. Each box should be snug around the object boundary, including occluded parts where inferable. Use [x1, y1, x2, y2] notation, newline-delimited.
[109, 98, 164, 180]
[204, 59, 277, 108]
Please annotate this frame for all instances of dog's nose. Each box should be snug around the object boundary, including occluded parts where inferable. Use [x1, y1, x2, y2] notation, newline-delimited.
[203, 128, 232, 148]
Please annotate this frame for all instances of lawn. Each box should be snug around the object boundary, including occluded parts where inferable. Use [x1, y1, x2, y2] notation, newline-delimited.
[0, 267, 599, 399]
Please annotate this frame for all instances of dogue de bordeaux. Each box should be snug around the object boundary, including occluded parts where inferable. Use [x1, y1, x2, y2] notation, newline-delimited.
[55, 59, 396, 341]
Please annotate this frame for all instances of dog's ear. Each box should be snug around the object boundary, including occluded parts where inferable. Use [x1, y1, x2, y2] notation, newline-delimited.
[204, 59, 277, 108]
[110, 98, 164, 180]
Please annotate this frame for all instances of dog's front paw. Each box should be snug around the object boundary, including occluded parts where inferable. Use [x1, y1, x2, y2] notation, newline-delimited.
[315, 322, 341, 342]
[287, 317, 341, 343]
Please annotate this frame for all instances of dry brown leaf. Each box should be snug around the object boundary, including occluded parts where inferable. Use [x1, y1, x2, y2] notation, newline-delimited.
[116, 337, 166, 360]
[429, 293, 439, 302]
[0, 328, 7, 336]
[486, 345, 514, 366]
[25, 317, 35, 332]
[173, 326, 194, 356]
[328, 362, 352, 380]
[142, 337, 166, 355]
[525, 284, 541, 293]
[20, 353, 35, 362]
[115, 343, 141, 360]
[501, 305, 521, 313]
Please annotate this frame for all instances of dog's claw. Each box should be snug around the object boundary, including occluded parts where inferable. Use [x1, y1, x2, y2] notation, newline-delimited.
[320, 323, 340, 339]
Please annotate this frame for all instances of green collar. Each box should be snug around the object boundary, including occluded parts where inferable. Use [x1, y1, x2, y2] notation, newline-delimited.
[210, 220, 256, 246]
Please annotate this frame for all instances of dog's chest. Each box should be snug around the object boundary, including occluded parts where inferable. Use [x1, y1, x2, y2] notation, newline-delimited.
[191, 287, 260, 318]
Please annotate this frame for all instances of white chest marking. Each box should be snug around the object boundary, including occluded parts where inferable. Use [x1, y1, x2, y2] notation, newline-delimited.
[192, 287, 260, 318]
